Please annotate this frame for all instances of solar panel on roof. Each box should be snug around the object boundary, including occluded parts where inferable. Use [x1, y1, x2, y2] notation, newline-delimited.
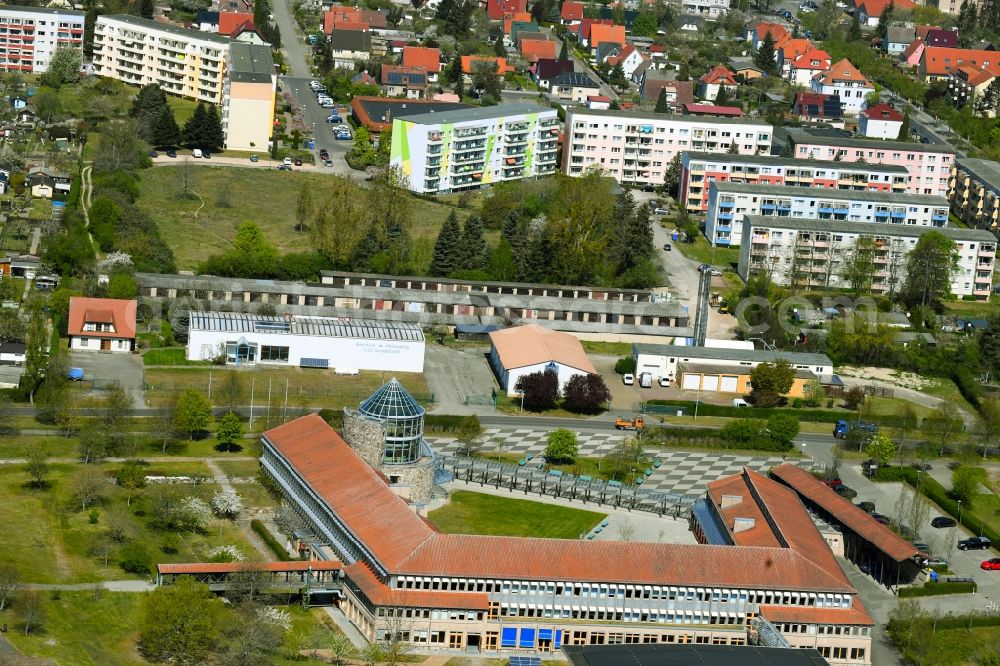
[509, 657, 541, 666]
[300, 358, 329, 369]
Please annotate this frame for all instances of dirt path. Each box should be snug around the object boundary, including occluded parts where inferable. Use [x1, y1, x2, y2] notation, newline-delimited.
[205, 459, 274, 561]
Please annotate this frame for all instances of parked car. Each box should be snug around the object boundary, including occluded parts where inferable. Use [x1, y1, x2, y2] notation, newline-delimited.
[149, 150, 158, 158]
[326, 114, 343, 123]
[662, 243, 671, 251]
[250, 154, 259, 162]
[309, 80, 322, 89]
[958, 536, 992, 551]
[698, 263, 711, 272]
[277, 164, 292, 171]
[166, 149, 177, 158]
[622, 373, 635, 386]
[323, 159, 333, 167]
[202, 151, 211, 159]
[709, 268, 722, 276]
[931, 516, 957, 528]
[910, 462, 932, 471]
[857, 501, 876, 514]
[653, 207, 669, 215]
[822, 478, 843, 488]
[871, 513, 892, 525]
[294, 156, 303, 166]
[319, 149, 329, 160]
[913, 542, 930, 553]
[832, 485, 857, 500]
[192, 148, 203, 158]
[282, 156, 292, 166]
[335, 130, 352, 140]
[981, 558, 1000, 571]
[658, 376, 671, 387]
[921, 557, 948, 568]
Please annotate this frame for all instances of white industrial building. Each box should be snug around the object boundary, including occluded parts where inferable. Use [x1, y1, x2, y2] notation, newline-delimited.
[705, 182, 950, 247]
[737, 215, 997, 299]
[185, 312, 425, 372]
[488, 324, 597, 396]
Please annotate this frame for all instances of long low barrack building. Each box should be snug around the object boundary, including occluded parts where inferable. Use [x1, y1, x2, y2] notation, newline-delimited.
[185, 311, 425, 372]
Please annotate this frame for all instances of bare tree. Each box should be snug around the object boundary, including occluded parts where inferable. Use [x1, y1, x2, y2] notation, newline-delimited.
[19, 590, 45, 635]
[616, 518, 636, 542]
[378, 606, 413, 666]
[219, 371, 243, 414]
[158, 395, 179, 453]
[177, 157, 198, 200]
[72, 465, 107, 511]
[220, 602, 282, 666]
[0, 563, 20, 611]
[105, 505, 132, 543]
[102, 384, 135, 428]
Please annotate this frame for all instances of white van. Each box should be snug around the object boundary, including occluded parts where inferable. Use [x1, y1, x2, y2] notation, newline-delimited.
[639, 373, 652, 388]
[733, 398, 750, 408]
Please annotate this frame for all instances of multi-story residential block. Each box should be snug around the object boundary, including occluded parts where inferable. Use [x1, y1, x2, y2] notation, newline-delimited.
[0, 5, 84, 74]
[948, 62, 1000, 115]
[562, 108, 772, 188]
[93, 15, 230, 105]
[706, 182, 950, 247]
[390, 104, 560, 195]
[779, 127, 955, 197]
[222, 43, 275, 152]
[809, 58, 874, 115]
[950, 157, 1000, 232]
[918, 46, 999, 82]
[680, 152, 908, 213]
[260, 411, 878, 664]
[737, 215, 995, 299]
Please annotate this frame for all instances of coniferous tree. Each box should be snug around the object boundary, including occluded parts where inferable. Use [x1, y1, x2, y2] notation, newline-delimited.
[714, 86, 731, 107]
[754, 32, 778, 75]
[494, 35, 506, 57]
[429, 212, 462, 276]
[182, 102, 207, 149]
[152, 105, 181, 148]
[957, 1, 978, 47]
[351, 226, 380, 271]
[559, 38, 568, 61]
[203, 105, 225, 151]
[459, 215, 487, 271]
[876, 0, 894, 40]
[654, 87, 669, 113]
[137, 0, 154, 19]
[84, 5, 99, 60]
[130, 83, 167, 119]
[848, 12, 863, 41]
[613, 203, 656, 277]
[896, 112, 911, 140]
[452, 57, 465, 98]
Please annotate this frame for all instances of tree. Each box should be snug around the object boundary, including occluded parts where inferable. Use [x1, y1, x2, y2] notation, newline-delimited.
[722, 419, 774, 449]
[976, 78, 1000, 116]
[602, 438, 646, 481]
[102, 384, 134, 428]
[152, 104, 181, 148]
[767, 413, 800, 448]
[174, 389, 213, 439]
[848, 12, 862, 41]
[559, 38, 568, 61]
[748, 359, 795, 407]
[544, 428, 579, 464]
[119, 542, 153, 574]
[609, 62, 628, 89]
[0, 564, 20, 612]
[78, 423, 112, 464]
[714, 85, 732, 108]
[843, 386, 866, 410]
[951, 464, 979, 504]
[876, 0, 895, 40]
[211, 489, 244, 520]
[924, 402, 964, 456]
[25, 448, 49, 489]
[328, 633, 356, 666]
[40, 45, 81, 88]
[34, 89, 60, 123]
[295, 182, 313, 232]
[71, 465, 106, 511]
[902, 231, 959, 307]
[631, 14, 658, 37]
[865, 432, 896, 466]
[216, 411, 244, 452]
[106, 273, 139, 299]
[203, 105, 225, 151]
[663, 153, 681, 195]
[562, 374, 612, 413]
[94, 119, 150, 174]
[841, 236, 878, 295]
[138, 577, 223, 664]
[84, 4, 99, 59]
[896, 112, 911, 140]
[513, 371, 560, 410]
[429, 212, 462, 276]
[221, 603, 283, 666]
[458, 215, 488, 272]
[0, 144, 26, 173]
[182, 102, 208, 149]
[116, 459, 147, 506]
[19, 589, 45, 636]
[654, 87, 669, 113]
[754, 31, 778, 75]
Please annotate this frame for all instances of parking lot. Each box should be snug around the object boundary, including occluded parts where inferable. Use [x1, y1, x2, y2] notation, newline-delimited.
[68, 351, 146, 408]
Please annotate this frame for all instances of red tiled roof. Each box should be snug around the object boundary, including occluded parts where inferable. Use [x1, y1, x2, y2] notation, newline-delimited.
[360, 9, 387, 28]
[68, 297, 136, 339]
[218, 11, 253, 35]
[589, 23, 626, 49]
[862, 103, 904, 122]
[683, 103, 743, 117]
[229, 20, 259, 38]
[520, 38, 558, 62]
[345, 562, 490, 610]
[814, 58, 871, 86]
[790, 48, 832, 70]
[856, 0, 914, 18]
[779, 38, 813, 62]
[263, 414, 435, 570]
[922, 47, 1000, 77]
[706, 474, 781, 548]
[323, 7, 362, 33]
[771, 463, 920, 563]
[754, 22, 788, 45]
[579, 18, 613, 42]
[902, 39, 925, 62]
[588, 95, 611, 102]
[956, 62, 1000, 86]
[700, 64, 737, 85]
[489, 324, 597, 373]
[158, 561, 342, 574]
[760, 603, 874, 626]
[402, 46, 441, 73]
[561, 1, 584, 21]
[461, 55, 511, 75]
[487, 0, 527, 20]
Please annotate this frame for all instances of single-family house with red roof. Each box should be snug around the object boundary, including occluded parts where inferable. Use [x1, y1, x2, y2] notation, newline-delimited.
[576, 18, 613, 47]
[487, 0, 527, 20]
[520, 38, 557, 63]
[560, 1, 584, 27]
[787, 47, 832, 86]
[856, 0, 915, 27]
[748, 22, 789, 51]
[381, 65, 429, 99]
[402, 46, 441, 82]
[323, 6, 363, 34]
[697, 64, 737, 102]
[588, 23, 625, 56]
[811, 58, 874, 114]
[217, 11, 253, 35]
[859, 103, 904, 139]
[605, 44, 648, 80]
[68, 297, 137, 353]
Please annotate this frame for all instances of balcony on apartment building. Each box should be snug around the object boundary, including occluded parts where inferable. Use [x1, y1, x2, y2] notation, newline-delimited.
[454, 127, 486, 138]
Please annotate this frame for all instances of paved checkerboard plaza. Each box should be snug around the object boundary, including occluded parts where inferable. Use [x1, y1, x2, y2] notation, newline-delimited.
[429, 428, 788, 498]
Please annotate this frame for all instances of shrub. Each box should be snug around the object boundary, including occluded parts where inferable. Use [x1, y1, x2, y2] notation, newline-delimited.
[614, 356, 636, 375]
[544, 429, 579, 464]
[898, 581, 977, 597]
[119, 543, 153, 575]
[251, 519, 294, 561]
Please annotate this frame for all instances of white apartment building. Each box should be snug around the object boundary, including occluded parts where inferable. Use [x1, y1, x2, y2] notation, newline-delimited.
[390, 103, 560, 194]
[680, 151, 909, 213]
[706, 182, 949, 247]
[682, 0, 733, 18]
[223, 42, 276, 151]
[0, 5, 84, 74]
[93, 14, 230, 105]
[809, 59, 874, 116]
[562, 108, 772, 188]
[737, 215, 996, 299]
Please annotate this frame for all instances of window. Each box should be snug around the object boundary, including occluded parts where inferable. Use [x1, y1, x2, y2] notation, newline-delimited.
[260, 345, 289, 362]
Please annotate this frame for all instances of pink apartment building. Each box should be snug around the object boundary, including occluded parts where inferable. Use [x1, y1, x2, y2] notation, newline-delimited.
[780, 127, 954, 197]
[679, 151, 909, 213]
[562, 108, 772, 188]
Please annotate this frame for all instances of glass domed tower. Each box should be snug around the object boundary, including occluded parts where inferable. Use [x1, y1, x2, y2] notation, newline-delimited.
[357, 378, 425, 464]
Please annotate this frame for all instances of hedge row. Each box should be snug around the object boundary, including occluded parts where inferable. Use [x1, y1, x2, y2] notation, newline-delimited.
[934, 613, 1000, 630]
[424, 415, 481, 434]
[645, 427, 793, 453]
[251, 519, 295, 562]
[876, 466, 1000, 548]
[898, 581, 977, 598]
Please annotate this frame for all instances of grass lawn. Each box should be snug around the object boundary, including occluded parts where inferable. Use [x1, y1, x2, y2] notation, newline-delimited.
[899, 624, 1000, 664]
[669, 231, 740, 269]
[143, 347, 209, 366]
[166, 95, 199, 126]
[428, 490, 605, 539]
[138, 166, 490, 271]
[921, 377, 980, 416]
[3, 592, 144, 665]
[143, 366, 430, 409]
[580, 341, 632, 356]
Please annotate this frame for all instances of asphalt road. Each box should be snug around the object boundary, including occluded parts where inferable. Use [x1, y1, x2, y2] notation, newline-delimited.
[272, 0, 310, 78]
[281, 76, 360, 178]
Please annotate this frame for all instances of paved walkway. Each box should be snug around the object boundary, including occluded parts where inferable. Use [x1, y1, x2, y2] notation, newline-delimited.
[23, 580, 155, 592]
[320, 606, 368, 649]
[272, 0, 310, 77]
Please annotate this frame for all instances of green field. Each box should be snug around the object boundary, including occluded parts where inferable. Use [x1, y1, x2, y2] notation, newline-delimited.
[138, 166, 488, 271]
[143, 366, 430, 409]
[669, 231, 740, 269]
[143, 347, 208, 366]
[428, 490, 605, 539]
